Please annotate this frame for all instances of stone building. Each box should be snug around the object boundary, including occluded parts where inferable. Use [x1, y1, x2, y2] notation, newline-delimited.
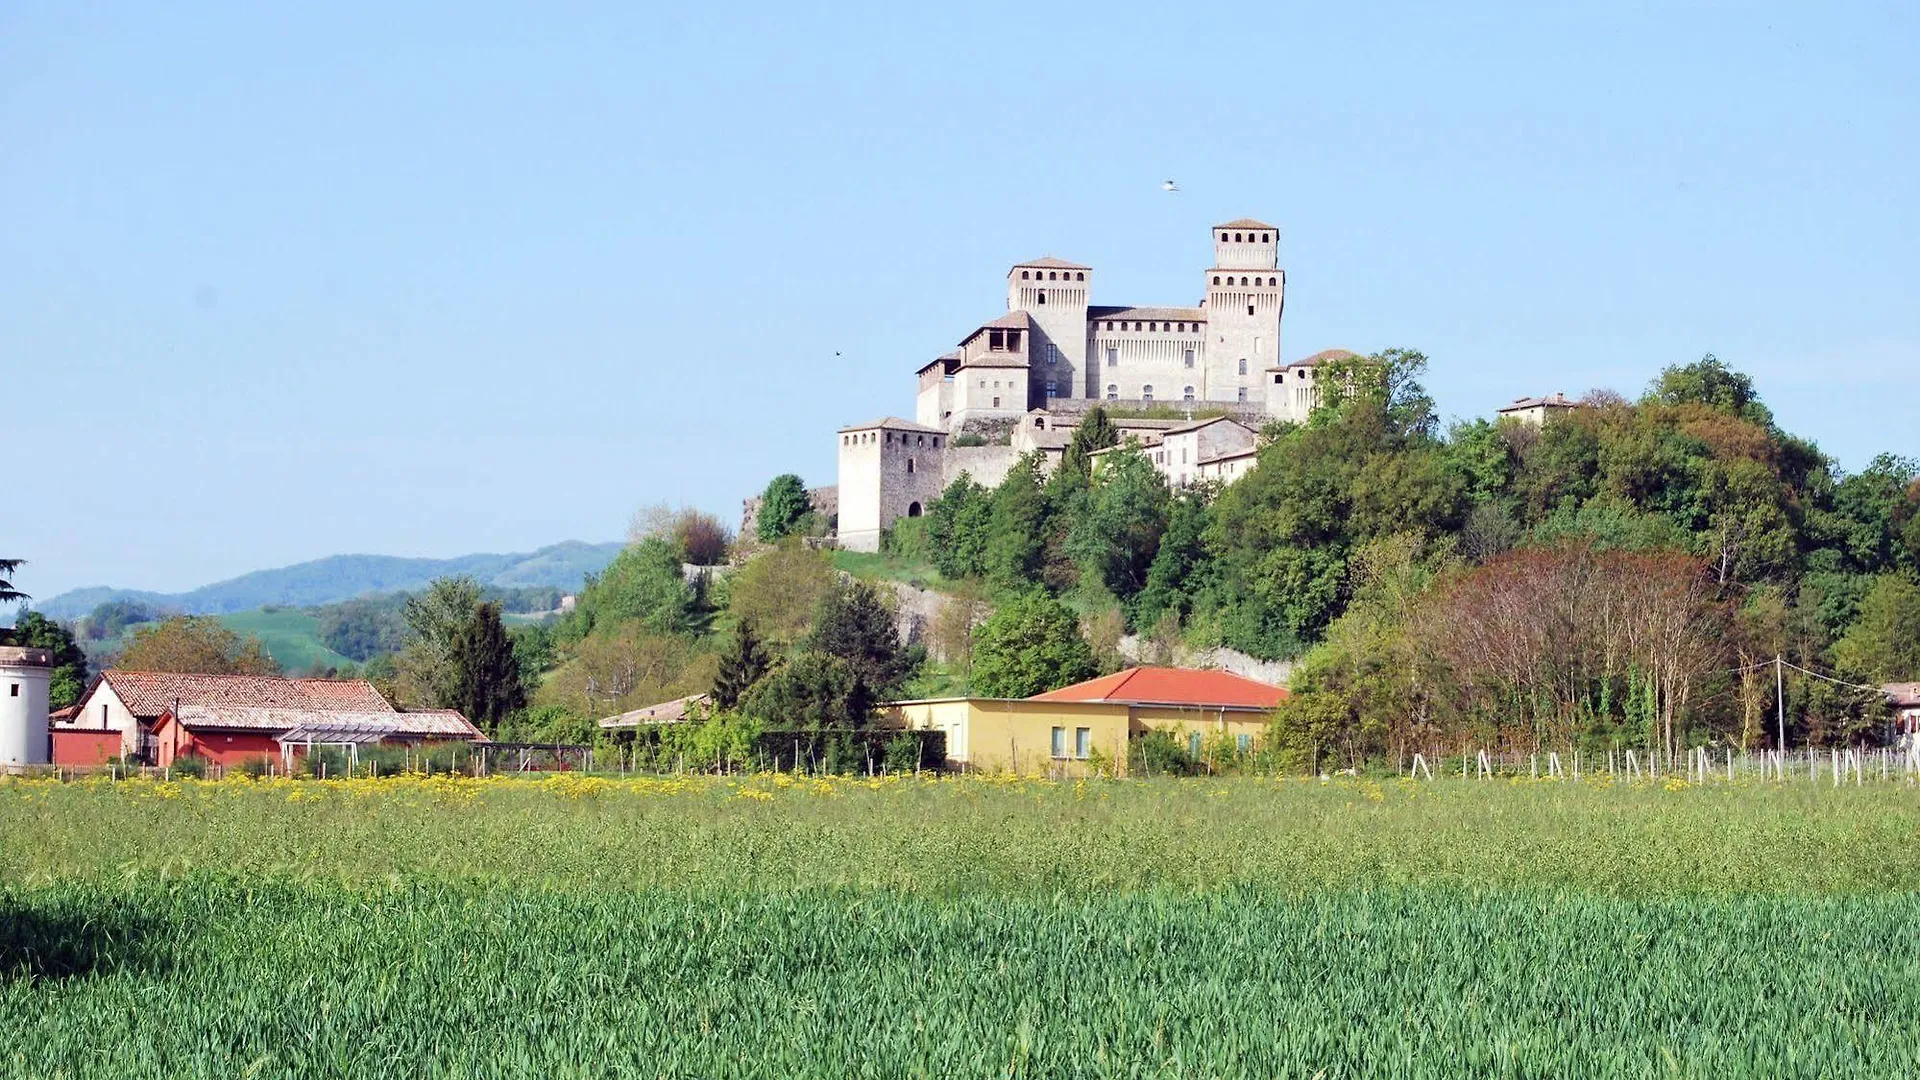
[837, 218, 1339, 551]
[1497, 392, 1580, 427]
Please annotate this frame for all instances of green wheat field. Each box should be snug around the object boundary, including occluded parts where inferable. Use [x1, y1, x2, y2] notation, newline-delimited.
[2, 773, 1917, 1078]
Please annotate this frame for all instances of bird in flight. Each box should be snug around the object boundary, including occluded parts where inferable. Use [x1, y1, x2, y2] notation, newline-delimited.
[1162, 180, 1180, 193]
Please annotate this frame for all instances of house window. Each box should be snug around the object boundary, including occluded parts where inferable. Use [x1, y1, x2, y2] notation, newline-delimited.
[7, 684, 15, 698]
[1106, 385, 1118, 400]
[1045, 380, 1058, 398]
[1142, 385, 1154, 402]
[1075, 728, 1091, 759]
[1184, 349, 1195, 368]
[1236, 733, 1252, 752]
[990, 330, 1005, 350]
[1106, 347, 1117, 367]
[1181, 447, 1189, 464]
[1238, 359, 1247, 375]
[1046, 343, 1057, 365]
[1247, 305, 1255, 316]
[1051, 727, 1066, 758]
[1188, 731, 1203, 757]
[1237, 387, 1248, 403]
[1183, 386, 1194, 402]
[992, 397, 1001, 408]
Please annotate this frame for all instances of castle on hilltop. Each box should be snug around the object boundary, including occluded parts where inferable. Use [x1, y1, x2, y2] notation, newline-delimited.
[835, 219, 1340, 551]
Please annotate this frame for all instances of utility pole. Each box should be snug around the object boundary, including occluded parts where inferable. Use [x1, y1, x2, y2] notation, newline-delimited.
[1776, 655, 1786, 757]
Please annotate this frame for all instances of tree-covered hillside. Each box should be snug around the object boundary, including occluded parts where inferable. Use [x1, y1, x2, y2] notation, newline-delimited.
[33, 541, 622, 620]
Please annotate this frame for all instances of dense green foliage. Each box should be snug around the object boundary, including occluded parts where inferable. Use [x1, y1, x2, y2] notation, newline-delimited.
[0, 612, 89, 707]
[970, 590, 1096, 698]
[448, 602, 525, 728]
[756, 473, 812, 542]
[911, 351, 1920, 755]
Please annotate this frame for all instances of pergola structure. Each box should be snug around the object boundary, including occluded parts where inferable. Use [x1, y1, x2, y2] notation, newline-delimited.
[277, 717, 430, 773]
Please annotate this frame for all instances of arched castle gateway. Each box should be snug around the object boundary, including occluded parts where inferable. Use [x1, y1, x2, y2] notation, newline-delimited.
[836, 219, 1343, 552]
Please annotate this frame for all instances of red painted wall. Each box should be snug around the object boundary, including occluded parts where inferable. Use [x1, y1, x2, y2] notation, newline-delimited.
[152, 714, 282, 768]
[51, 729, 121, 767]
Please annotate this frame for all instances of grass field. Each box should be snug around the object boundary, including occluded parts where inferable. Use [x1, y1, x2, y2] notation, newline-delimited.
[4, 775, 1919, 1077]
[215, 607, 357, 672]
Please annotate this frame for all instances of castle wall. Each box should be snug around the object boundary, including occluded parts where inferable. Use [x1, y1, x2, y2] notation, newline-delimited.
[943, 444, 1021, 490]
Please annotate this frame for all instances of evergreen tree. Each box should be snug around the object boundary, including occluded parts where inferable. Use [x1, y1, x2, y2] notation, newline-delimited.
[450, 602, 525, 729]
[1056, 407, 1119, 486]
[757, 474, 812, 542]
[0, 559, 24, 605]
[712, 619, 772, 709]
[806, 579, 924, 703]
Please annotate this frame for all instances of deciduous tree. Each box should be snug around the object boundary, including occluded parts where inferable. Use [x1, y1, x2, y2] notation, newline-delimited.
[970, 590, 1096, 698]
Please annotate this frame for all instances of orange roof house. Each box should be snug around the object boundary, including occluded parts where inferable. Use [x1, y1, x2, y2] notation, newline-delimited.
[887, 667, 1288, 776]
[1031, 667, 1286, 710]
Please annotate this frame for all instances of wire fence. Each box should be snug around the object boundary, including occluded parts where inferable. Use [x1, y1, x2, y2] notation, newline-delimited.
[1407, 743, 1920, 785]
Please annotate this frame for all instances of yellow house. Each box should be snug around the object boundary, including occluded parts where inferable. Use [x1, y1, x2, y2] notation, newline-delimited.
[886, 667, 1286, 776]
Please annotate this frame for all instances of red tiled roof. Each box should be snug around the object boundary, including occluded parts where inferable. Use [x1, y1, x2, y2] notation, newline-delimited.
[96, 670, 394, 718]
[1030, 667, 1286, 709]
[170, 705, 484, 741]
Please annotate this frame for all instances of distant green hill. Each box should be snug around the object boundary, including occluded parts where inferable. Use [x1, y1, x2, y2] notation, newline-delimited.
[216, 609, 359, 674]
[36, 541, 623, 621]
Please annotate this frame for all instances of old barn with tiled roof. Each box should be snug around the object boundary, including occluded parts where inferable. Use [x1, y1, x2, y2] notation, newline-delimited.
[61, 669, 400, 763]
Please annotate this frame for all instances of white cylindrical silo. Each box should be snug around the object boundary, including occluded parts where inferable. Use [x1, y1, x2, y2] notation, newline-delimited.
[0, 646, 53, 769]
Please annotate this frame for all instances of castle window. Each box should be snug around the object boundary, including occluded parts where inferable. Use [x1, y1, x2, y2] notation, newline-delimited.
[916, 435, 925, 445]
[907, 502, 922, 517]
[1240, 276, 1249, 286]
[1274, 374, 1283, 384]
[1106, 347, 1117, 367]
[1007, 330, 1021, 349]
[989, 330, 1005, 350]
[1237, 387, 1248, 403]
[1148, 322, 1156, 332]
[1220, 232, 1229, 241]
[906, 458, 915, 473]
[1075, 272, 1084, 281]
[1045, 380, 1057, 397]
[1247, 305, 1255, 316]
[1142, 385, 1154, 402]
[1105, 321, 1114, 330]
[1037, 291, 1046, 304]
[1238, 359, 1247, 375]
[1212, 276, 1220, 285]
[1269, 276, 1277, 286]
[1046, 343, 1057, 365]
[1183, 386, 1195, 402]
[1048, 271, 1057, 281]
[1184, 349, 1195, 368]
[1133, 322, 1142, 331]
[1106, 385, 1118, 400]
[1021, 270, 1029, 280]
[992, 397, 1001, 408]
[1035, 417, 1045, 428]
[933, 437, 940, 447]
[1261, 233, 1269, 243]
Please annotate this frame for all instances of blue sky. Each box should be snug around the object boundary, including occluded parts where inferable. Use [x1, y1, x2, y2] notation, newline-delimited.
[2, 1, 1915, 603]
